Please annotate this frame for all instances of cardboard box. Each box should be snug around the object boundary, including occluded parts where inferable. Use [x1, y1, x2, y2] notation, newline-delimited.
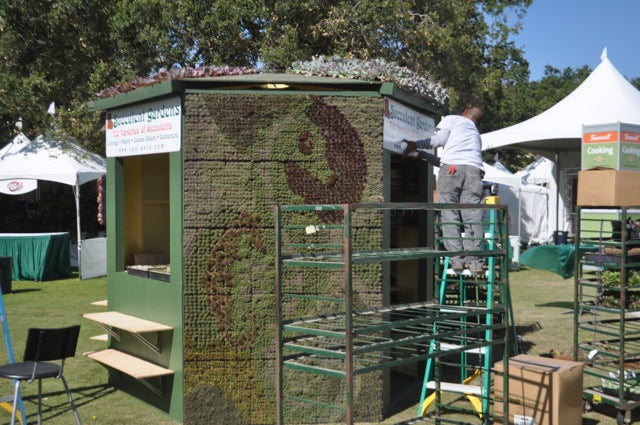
[493, 354, 583, 425]
[494, 399, 547, 425]
[576, 168, 640, 206]
[582, 123, 640, 171]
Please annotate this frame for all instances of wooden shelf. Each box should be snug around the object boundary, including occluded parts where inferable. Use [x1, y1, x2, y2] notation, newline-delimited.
[83, 311, 173, 353]
[83, 311, 172, 333]
[86, 349, 173, 379]
[90, 334, 108, 342]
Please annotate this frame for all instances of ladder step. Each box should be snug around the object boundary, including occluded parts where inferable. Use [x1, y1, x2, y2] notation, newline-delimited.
[439, 342, 486, 355]
[425, 381, 482, 395]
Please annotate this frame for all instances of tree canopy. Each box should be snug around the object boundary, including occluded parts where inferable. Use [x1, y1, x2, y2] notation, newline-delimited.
[0, 0, 536, 149]
[2, 0, 638, 165]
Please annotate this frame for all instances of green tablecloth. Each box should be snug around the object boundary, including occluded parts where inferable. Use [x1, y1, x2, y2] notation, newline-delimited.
[519, 243, 597, 279]
[0, 232, 71, 281]
[519, 244, 576, 279]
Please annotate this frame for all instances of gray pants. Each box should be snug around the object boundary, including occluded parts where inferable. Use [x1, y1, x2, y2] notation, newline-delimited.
[437, 164, 485, 272]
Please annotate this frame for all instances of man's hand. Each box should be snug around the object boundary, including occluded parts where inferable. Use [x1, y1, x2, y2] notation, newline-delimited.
[401, 140, 418, 158]
[423, 152, 441, 167]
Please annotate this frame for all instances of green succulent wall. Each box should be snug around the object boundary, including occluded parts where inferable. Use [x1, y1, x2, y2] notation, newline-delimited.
[182, 92, 385, 424]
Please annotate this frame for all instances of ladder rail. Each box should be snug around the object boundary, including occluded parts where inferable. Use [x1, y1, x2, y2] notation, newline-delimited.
[0, 285, 26, 424]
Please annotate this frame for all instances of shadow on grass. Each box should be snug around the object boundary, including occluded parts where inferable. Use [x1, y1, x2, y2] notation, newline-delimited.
[536, 301, 574, 309]
[586, 400, 640, 424]
[5, 288, 42, 295]
[515, 322, 541, 337]
[513, 322, 542, 354]
[20, 383, 115, 423]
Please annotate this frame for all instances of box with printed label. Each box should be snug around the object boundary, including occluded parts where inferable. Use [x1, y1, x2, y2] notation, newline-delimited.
[493, 354, 583, 425]
[576, 168, 640, 206]
[494, 400, 543, 425]
[582, 122, 640, 171]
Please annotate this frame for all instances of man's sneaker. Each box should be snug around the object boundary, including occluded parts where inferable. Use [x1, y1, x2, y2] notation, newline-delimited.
[446, 264, 465, 276]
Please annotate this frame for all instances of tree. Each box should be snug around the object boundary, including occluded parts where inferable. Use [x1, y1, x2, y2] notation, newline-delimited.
[0, 1, 121, 147]
[261, 0, 533, 110]
[0, 0, 544, 154]
[0, 1, 266, 148]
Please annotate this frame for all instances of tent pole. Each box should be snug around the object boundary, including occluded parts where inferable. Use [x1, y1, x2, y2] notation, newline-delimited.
[555, 152, 560, 235]
[74, 181, 82, 279]
[518, 187, 522, 244]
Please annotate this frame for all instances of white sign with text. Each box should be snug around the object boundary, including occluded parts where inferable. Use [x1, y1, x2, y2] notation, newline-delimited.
[382, 97, 435, 158]
[105, 96, 181, 157]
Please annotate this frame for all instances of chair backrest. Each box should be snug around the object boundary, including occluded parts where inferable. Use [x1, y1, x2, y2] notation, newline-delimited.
[23, 325, 81, 362]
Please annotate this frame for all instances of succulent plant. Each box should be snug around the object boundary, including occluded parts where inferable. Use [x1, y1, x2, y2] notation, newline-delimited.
[96, 65, 260, 98]
[287, 55, 449, 109]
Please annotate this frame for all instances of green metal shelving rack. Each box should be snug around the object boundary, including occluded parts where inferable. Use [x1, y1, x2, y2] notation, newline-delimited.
[574, 206, 640, 425]
[275, 202, 511, 424]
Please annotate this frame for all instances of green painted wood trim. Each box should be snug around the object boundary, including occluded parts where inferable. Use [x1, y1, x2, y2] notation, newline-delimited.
[107, 157, 125, 274]
[104, 102, 185, 421]
[379, 82, 444, 115]
[183, 88, 381, 97]
[88, 74, 444, 116]
[88, 80, 186, 111]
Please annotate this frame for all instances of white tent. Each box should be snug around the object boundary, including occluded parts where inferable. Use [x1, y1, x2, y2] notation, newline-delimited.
[481, 48, 640, 238]
[0, 133, 38, 195]
[483, 161, 521, 188]
[511, 158, 556, 245]
[0, 132, 107, 279]
[482, 48, 640, 152]
[483, 158, 555, 246]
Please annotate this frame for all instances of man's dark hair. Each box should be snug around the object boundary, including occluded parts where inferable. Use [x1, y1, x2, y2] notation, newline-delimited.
[462, 105, 485, 123]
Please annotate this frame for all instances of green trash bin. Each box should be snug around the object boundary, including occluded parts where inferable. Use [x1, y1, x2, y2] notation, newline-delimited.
[0, 256, 12, 294]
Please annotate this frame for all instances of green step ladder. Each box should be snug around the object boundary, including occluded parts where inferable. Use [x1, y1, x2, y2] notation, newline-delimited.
[417, 206, 518, 422]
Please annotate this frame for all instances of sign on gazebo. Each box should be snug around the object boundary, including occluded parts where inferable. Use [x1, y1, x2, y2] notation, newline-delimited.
[105, 96, 181, 157]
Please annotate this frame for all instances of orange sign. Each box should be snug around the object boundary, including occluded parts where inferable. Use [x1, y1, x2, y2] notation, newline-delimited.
[583, 131, 619, 143]
[622, 131, 640, 143]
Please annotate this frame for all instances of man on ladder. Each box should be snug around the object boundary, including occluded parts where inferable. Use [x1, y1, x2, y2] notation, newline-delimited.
[403, 105, 486, 275]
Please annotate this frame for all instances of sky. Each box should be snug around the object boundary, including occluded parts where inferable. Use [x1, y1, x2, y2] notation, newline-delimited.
[511, 0, 640, 81]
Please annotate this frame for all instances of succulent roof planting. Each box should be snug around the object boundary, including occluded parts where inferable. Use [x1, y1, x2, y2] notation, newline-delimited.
[288, 56, 449, 108]
[96, 65, 260, 98]
[96, 57, 448, 109]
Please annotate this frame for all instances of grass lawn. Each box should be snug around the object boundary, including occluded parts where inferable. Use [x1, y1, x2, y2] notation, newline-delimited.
[0, 268, 631, 424]
[0, 275, 176, 425]
[368, 267, 628, 425]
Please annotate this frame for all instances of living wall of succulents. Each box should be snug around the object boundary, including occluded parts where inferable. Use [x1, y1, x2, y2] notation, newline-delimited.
[182, 92, 387, 424]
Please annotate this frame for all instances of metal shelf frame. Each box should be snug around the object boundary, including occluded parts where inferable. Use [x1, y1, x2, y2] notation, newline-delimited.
[275, 202, 511, 424]
[574, 206, 640, 425]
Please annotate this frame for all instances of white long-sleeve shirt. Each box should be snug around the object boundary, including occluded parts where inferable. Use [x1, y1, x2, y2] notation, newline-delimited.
[416, 115, 484, 170]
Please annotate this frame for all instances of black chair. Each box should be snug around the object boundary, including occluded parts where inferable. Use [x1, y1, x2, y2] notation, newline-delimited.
[0, 325, 82, 425]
